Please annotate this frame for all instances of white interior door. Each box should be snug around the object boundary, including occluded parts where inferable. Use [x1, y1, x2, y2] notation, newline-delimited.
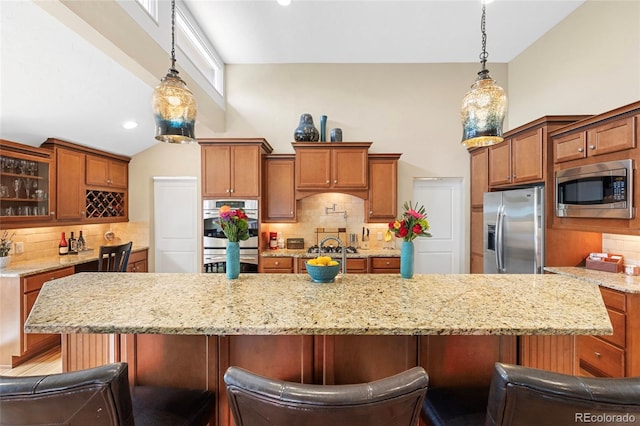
[153, 176, 198, 273]
[413, 177, 465, 274]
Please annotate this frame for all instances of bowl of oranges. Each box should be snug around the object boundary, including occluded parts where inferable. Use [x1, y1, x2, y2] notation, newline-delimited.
[306, 256, 341, 283]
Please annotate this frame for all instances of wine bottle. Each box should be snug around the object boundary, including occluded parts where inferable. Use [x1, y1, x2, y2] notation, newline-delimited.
[68, 231, 77, 255]
[58, 232, 68, 256]
[77, 230, 86, 252]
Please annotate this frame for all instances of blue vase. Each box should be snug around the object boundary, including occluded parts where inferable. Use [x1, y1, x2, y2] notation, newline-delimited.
[226, 241, 240, 279]
[400, 241, 414, 279]
[320, 115, 327, 142]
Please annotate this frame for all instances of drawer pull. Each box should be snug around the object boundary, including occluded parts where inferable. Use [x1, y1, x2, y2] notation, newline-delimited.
[577, 147, 584, 152]
[275, 261, 279, 266]
[594, 351, 601, 358]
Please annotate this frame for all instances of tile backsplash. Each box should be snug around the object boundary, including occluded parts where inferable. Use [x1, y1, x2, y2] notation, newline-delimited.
[1, 222, 149, 261]
[261, 193, 395, 250]
[602, 233, 640, 266]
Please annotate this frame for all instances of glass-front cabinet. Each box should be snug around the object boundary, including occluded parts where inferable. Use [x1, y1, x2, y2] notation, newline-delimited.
[0, 140, 53, 227]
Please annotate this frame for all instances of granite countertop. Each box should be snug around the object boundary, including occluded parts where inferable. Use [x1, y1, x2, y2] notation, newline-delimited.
[25, 272, 612, 337]
[262, 248, 401, 258]
[0, 246, 148, 278]
[545, 266, 640, 294]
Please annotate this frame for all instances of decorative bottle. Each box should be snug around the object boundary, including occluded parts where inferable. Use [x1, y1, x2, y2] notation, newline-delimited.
[320, 115, 327, 142]
[58, 232, 68, 256]
[77, 231, 86, 252]
[68, 231, 77, 255]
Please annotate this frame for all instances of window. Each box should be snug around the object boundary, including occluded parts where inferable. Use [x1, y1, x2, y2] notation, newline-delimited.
[176, 6, 224, 96]
[135, 0, 158, 22]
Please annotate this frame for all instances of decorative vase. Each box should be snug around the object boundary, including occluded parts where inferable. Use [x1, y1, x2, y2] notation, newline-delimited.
[320, 115, 327, 142]
[330, 128, 342, 142]
[400, 241, 414, 279]
[0, 256, 11, 269]
[293, 113, 319, 142]
[226, 242, 240, 279]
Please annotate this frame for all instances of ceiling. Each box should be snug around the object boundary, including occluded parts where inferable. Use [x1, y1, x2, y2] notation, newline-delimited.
[0, 0, 585, 157]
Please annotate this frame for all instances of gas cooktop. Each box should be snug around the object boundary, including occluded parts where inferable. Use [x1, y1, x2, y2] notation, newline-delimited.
[307, 245, 358, 254]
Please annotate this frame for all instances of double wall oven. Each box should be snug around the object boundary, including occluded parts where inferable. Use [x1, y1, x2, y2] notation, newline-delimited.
[203, 199, 259, 273]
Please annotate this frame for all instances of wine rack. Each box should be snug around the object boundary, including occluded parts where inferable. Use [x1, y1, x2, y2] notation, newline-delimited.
[86, 190, 125, 218]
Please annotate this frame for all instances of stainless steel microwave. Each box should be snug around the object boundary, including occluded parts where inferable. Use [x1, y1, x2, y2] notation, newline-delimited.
[556, 159, 634, 219]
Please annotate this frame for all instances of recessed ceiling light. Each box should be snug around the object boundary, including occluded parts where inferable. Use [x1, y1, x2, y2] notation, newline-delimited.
[277, 0, 291, 6]
[122, 121, 138, 130]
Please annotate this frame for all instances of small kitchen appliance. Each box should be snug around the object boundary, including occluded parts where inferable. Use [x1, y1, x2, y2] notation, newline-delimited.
[269, 232, 278, 250]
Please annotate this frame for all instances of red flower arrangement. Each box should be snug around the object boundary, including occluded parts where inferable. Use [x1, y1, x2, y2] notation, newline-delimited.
[218, 206, 250, 242]
[388, 201, 432, 242]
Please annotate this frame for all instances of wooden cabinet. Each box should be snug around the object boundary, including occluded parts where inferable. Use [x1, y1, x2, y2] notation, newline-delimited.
[575, 287, 640, 378]
[0, 266, 74, 367]
[555, 114, 637, 163]
[489, 128, 545, 187]
[54, 146, 86, 220]
[470, 148, 488, 208]
[86, 155, 128, 189]
[126, 248, 148, 273]
[551, 103, 640, 235]
[368, 256, 400, 273]
[199, 138, 273, 198]
[260, 256, 294, 273]
[470, 210, 484, 274]
[0, 140, 54, 228]
[263, 155, 296, 222]
[41, 138, 130, 225]
[366, 154, 401, 223]
[293, 142, 371, 199]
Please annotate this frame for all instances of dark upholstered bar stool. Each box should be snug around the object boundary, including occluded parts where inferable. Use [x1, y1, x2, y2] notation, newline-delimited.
[422, 362, 640, 426]
[98, 241, 133, 272]
[224, 366, 429, 426]
[0, 362, 214, 426]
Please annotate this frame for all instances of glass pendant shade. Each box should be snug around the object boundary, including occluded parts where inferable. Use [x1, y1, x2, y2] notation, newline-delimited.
[152, 70, 197, 144]
[461, 70, 507, 148]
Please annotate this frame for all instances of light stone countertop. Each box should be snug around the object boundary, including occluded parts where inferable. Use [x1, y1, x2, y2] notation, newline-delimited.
[0, 246, 149, 278]
[25, 272, 612, 337]
[545, 266, 640, 294]
[261, 248, 401, 258]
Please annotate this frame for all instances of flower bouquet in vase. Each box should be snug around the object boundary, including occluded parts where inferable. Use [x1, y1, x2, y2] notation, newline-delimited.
[218, 206, 249, 279]
[389, 201, 431, 278]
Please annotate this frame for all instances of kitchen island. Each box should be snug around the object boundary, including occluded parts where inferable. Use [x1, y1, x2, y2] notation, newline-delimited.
[26, 272, 611, 426]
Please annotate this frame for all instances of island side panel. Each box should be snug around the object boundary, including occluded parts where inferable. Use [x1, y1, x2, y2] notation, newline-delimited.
[420, 335, 517, 388]
[315, 335, 419, 385]
[218, 335, 314, 426]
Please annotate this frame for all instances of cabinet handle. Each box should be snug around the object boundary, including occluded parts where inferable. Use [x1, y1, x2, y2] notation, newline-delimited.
[275, 261, 279, 266]
[230, 189, 234, 193]
[577, 148, 584, 153]
[290, 211, 293, 215]
[50, 211, 55, 215]
[386, 261, 390, 265]
[369, 210, 373, 214]
[512, 175, 516, 179]
[594, 351, 601, 358]
[226, 189, 230, 193]
[589, 145, 596, 150]
[326, 180, 330, 184]
[334, 180, 337, 184]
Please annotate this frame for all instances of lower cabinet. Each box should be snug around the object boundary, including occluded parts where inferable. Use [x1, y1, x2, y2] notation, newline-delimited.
[260, 256, 294, 273]
[0, 266, 74, 367]
[126, 248, 148, 272]
[368, 256, 400, 273]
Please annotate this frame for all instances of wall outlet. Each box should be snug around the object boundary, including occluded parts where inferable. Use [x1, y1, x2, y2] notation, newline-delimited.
[377, 232, 383, 241]
[14, 241, 24, 254]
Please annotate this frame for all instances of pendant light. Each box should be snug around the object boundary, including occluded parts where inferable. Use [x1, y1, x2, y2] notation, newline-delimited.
[152, 0, 197, 144]
[461, 2, 507, 148]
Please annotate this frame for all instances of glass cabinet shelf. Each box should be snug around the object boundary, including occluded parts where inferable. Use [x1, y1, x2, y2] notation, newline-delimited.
[0, 148, 51, 220]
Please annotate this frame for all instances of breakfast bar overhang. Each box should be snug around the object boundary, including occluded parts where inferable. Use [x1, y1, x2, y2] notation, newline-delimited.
[25, 272, 612, 426]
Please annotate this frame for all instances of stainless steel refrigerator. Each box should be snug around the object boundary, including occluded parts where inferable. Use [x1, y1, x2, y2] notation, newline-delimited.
[483, 186, 545, 274]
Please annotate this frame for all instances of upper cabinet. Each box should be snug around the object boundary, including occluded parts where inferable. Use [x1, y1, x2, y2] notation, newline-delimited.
[366, 153, 401, 223]
[199, 138, 273, 198]
[0, 139, 54, 228]
[86, 155, 128, 189]
[554, 114, 638, 163]
[293, 142, 371, 199]
[263, 154, 296, 222]
[41, 138, 130, 224]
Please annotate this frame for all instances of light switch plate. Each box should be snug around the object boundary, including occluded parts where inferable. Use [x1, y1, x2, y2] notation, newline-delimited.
[14, 242, 24, 253]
